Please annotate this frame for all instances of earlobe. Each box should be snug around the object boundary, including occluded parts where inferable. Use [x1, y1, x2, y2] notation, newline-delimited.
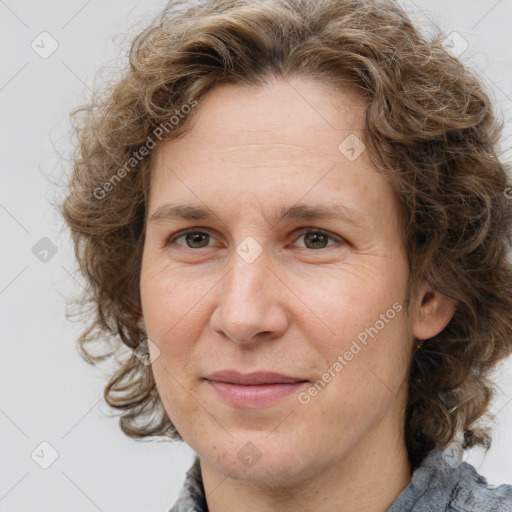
[412, 282, 457, 341]
[137, 316, 147, 334]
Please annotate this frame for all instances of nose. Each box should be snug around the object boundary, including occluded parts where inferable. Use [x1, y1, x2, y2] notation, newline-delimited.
[209, 252, 289, 345]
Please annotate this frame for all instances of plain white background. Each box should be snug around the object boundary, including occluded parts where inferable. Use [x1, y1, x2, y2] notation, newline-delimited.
[1, 1, 511, 510]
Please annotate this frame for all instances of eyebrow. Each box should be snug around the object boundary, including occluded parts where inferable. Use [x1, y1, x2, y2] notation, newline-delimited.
[148, 202, 369, 230]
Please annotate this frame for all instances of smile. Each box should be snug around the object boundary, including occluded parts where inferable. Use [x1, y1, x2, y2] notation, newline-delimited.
[203, 370, 309, 408]
[206, 381, 308, 408]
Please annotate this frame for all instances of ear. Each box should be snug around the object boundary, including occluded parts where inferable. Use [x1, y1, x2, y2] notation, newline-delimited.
[137, 316, 147, 334]
[411, 280, 457, 341]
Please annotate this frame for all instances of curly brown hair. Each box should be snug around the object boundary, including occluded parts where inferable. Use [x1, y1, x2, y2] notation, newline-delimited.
[59, 0, 512, 470]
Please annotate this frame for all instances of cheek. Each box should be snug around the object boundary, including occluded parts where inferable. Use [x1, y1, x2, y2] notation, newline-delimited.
[141, 273, 195, 372]
[141, 256, 202, 333]
[296, 262, 405, 335]
[296, 260, 410, 382]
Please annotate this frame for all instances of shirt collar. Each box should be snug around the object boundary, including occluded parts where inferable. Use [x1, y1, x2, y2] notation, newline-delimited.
[169, 449, 476, 512]
[169, 456, 207, 512]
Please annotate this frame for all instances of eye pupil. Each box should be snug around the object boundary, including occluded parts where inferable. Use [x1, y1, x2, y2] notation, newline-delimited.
[186, 232, 209, 248]
[304, 232, 328, 249]
[175, 230, 335, 250]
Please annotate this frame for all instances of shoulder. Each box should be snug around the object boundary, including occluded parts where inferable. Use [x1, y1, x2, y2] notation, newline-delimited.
[448, 460, 512, 512]
[388, 449, 512, 512]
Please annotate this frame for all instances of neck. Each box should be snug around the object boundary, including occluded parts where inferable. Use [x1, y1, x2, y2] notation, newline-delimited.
[200, 419, 412, 512]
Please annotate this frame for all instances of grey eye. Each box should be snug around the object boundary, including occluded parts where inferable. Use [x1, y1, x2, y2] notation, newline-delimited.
[177, 232, 212, 248]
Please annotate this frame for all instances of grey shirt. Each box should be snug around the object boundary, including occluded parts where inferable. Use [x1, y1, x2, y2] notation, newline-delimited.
[169, 449, 512, 511]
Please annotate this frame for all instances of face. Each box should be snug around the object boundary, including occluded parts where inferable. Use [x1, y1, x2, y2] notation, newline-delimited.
[140, 77, 418, 485]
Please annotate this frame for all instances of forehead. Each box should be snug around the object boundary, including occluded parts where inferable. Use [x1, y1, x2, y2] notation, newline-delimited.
[151, 78, 367, 183]
[162, 77, 367, 155]
[147, 78, 399, 229]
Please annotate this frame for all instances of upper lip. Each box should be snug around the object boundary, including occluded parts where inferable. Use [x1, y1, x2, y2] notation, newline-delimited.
[204, 370, 308, 385]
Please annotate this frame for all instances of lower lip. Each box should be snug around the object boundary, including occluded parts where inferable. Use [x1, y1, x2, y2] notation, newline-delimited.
[206, 380, 307, 408]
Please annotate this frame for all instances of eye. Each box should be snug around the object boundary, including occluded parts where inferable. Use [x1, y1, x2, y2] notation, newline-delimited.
[164, 227, 344, 251]
[293, 229, 342, 250]
[167, 229, 215, 249]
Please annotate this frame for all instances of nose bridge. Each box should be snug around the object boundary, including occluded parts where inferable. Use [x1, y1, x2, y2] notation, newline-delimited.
[211, 245, 286, 344]
[224, 249, 270, 319]
[225, 220, 272, 304]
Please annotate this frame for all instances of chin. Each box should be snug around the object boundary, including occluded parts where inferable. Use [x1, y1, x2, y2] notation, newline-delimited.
[198, 433, 320, 486]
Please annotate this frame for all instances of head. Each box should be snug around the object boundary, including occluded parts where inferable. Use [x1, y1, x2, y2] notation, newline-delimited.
[60, 0, 512, 474]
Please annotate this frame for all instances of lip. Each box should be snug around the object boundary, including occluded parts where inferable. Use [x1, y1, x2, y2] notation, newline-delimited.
[205, 370, 306, 385]
[204, 370, 308, 408]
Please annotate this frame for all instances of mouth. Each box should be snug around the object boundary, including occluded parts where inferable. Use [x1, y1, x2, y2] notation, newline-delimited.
[203, 370, 309, 408]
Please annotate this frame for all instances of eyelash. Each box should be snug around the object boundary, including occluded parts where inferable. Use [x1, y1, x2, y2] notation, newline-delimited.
[164, 227, 344, 250]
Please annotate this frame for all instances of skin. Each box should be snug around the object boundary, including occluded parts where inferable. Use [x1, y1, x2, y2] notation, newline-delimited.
[139, 77, 456, 512]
